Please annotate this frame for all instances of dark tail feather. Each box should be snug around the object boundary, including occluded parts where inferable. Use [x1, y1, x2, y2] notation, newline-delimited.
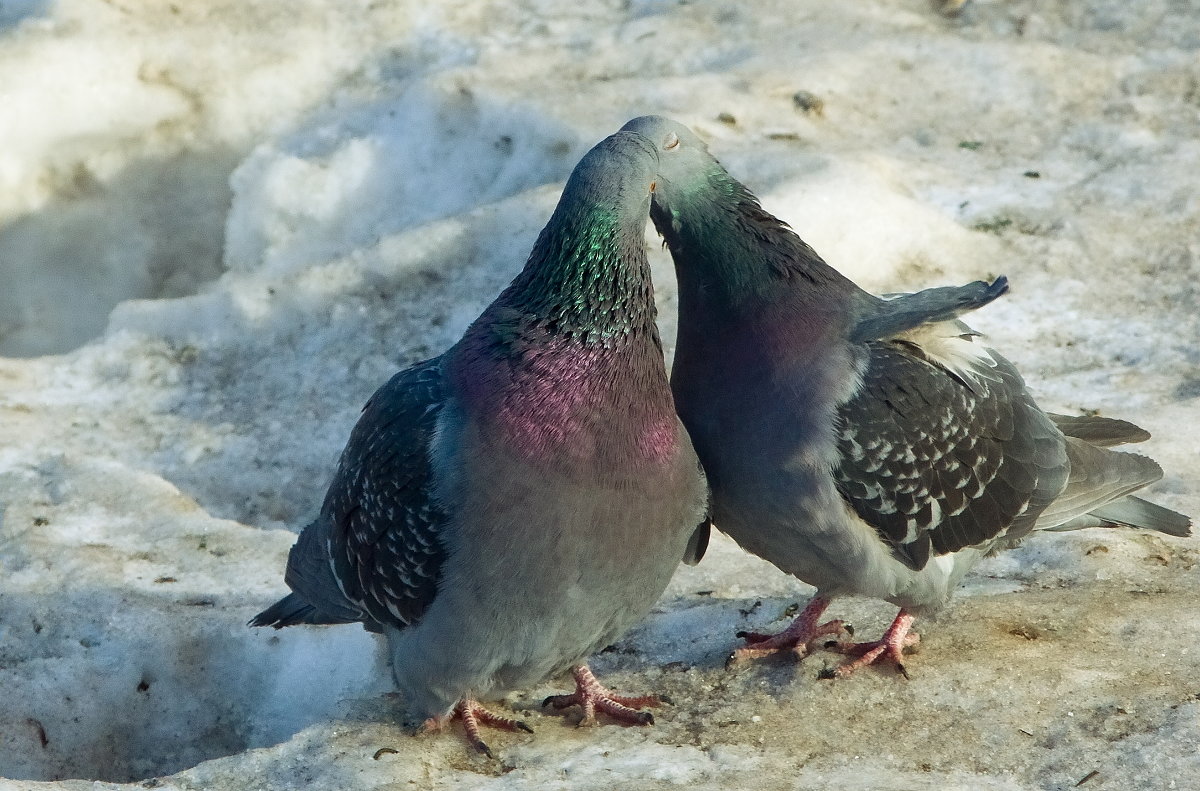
[682, 519, 711, 566]
[1044, 495, 1192, 537]
[1089, 496, 1191, 537]
[249, 593, 360, 629]
[1049, 413, 1152, 447]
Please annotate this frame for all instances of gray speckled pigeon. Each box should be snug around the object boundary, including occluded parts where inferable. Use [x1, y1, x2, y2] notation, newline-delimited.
[251, 129, 710, 753]
[621, 115, 1191, 677]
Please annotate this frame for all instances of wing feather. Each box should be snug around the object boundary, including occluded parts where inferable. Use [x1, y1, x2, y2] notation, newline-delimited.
[320, 357, 451, 630]
[834, 330, 1066, 570]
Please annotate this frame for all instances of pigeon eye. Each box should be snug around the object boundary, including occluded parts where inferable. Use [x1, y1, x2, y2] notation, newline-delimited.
[663, 132, 680, 151]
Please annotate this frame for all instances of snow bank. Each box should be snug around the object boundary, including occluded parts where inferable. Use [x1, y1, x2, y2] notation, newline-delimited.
[1, 1, 1197, 789]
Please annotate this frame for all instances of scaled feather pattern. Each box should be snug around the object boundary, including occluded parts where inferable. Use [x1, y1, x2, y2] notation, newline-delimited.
[622, 115, 1191, 675]
[252, 128, 710, 748]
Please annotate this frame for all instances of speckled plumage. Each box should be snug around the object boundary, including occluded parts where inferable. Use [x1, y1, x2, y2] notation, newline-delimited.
[252, 129, 709, 734]
[622, 115, 1190, 672]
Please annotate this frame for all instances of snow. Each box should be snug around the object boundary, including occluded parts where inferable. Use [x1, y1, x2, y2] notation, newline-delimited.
[1, 1, 1197, 789]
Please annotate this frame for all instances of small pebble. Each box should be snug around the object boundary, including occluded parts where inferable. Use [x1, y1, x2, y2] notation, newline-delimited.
[792, 90, 824, 116]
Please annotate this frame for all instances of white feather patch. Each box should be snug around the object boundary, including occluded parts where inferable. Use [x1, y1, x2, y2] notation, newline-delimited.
[893, 319, 997, 386]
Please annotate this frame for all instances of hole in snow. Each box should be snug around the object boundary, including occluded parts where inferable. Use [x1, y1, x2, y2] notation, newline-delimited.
[1, 83, 579, 360]
[0, 148, 238, 357]
[0, 590, 385, 782]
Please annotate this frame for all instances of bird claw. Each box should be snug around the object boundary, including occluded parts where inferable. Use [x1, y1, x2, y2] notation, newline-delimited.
[543, 665, 660, 727]
[728, 596, 851, 667]
[823, 611, 919, 679]
[423, 699, 532, 757]
[729, 619, 850, 666]
[823, 641, 914, 679]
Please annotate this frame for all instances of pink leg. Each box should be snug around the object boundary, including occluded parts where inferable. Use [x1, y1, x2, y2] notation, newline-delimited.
[542, 665, 661, 726]
[422, 698, 532, 758]
[824, 609, 920, 679]
[728, 595, 850, 667]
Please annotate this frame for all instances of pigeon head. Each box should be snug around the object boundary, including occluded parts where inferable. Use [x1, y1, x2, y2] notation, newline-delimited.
[556, 129, 661, 222]
[620, 115, 796, 309]
[619, 115, 724, 231]
[535, 128, 661, 256]
[621, 115, 855, 312]
[490, 129, 662, 342]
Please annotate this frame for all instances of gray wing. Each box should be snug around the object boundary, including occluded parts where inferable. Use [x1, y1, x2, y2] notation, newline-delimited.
[833, 334, 1067, 570]
[252, 357, 450, 631]
[325, 357, 450, 629]
[850, 276, 1008, 344]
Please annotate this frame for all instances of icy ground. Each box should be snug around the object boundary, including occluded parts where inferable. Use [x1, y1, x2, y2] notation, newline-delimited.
[2, 1, 1198, 789]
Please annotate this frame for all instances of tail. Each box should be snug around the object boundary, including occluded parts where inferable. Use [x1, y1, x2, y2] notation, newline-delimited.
[1044, 496, 1192, 537]
[249, 592, 362, 629]
[1034, 418, 1192, 538]
[250, 516, 373, 630]
[1048, 413, 1151, 447]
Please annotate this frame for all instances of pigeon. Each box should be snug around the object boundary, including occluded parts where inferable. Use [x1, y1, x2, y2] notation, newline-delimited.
[621, 115, 1191, 677]
[251, 128, 710, 754]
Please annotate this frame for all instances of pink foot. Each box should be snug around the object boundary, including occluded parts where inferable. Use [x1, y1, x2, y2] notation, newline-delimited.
[728, 595, 850, 667]
[422, 698, 532, 758]
[823, 610, 920, 679]
[542, 665, 661, 726]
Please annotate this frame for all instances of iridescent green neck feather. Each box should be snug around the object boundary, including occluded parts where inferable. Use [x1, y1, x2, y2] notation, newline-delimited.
[505, 199, 658, 345]
[474, 131, 662, 352]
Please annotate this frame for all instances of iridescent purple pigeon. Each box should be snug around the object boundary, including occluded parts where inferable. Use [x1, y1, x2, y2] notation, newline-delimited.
[251, 129, 710, 754]
[622, 115, 1191, 677]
